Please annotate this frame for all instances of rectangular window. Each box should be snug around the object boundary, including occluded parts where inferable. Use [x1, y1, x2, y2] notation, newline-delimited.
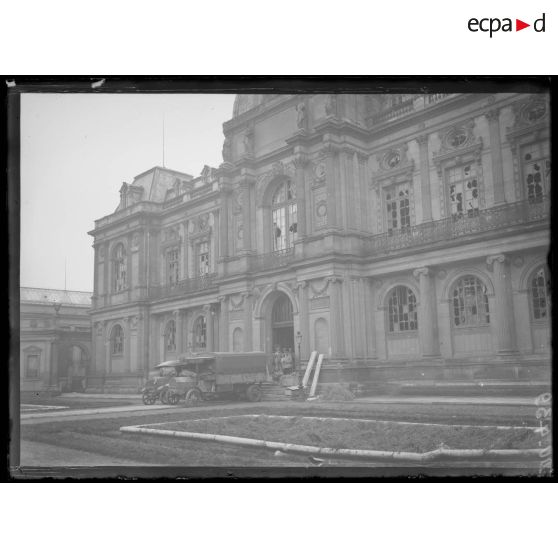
[26, 354, 40, 379]
[167, 248, 180, 285]
[523, 144, 550, 203]
[448, 164, 479, 218]
[197, 241, 210, 276]
[385, 186, 410, 232]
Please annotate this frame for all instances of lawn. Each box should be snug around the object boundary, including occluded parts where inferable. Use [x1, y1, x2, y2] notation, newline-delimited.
[142, 415, 541, 452]
[17, 400, 545, 470]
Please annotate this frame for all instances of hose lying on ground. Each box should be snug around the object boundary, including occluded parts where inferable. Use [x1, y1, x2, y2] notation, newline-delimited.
[120, 424, 543, 463]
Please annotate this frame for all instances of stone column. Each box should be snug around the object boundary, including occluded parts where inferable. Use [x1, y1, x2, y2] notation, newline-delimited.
[218, 296, 229, 352]
[218, 185, 230, 259]
[239, 178, 254, 254]
[416, 134, 433, 222]
[103, 240, 110, 304]
[328, 277, 345, 358]
[413, 267, 440, 357]
[204, 304, 214, 351]
[104, 320, 111, 376]
[293, 152, 308, 238]
[487, 255, 518, 354]
[124, 317, 132, 373]
[174, 309, 183, 354]
[486, 108, 505, 204]
[297, 281, 310, 358]
[324, 144, 338, 228]
[364, 278, 377, 359]
[353, 278, 367, 357]
[243, 293, 253, 351]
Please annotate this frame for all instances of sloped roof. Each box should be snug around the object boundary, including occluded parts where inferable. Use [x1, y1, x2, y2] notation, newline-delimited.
[20, 287, 92, 307]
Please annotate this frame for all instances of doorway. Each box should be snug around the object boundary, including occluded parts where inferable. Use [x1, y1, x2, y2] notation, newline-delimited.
[271, 293, 294, 352]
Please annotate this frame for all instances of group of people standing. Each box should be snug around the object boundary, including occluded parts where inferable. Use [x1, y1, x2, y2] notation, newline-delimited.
[271, 346, 294, 380]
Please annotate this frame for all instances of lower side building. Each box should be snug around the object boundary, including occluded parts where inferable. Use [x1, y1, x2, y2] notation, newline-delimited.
[20, 288, 92, 392]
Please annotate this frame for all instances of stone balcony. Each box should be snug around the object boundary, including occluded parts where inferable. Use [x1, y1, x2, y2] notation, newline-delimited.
[368, 94, 458, 127]
[364, 197, 549, 257]
[148, 273, 218, 300]
[248, 247, 296, 272]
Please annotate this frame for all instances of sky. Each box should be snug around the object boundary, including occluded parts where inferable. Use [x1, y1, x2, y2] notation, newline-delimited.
[20, 93, 236, 292]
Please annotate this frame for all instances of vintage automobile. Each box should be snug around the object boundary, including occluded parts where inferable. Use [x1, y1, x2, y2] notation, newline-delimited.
[141, 366, 188, 405]
[142, 352, 268, 406]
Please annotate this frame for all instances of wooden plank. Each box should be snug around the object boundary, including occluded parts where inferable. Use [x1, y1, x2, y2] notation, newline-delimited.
[302, 351, 318, 388]
[309, 354, 324, 397]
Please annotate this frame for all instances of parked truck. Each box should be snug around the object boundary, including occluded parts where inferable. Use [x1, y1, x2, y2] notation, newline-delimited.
[141, 352, 268, 406]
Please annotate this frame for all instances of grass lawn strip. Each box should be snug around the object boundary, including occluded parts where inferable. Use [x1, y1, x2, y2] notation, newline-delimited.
[123, 415, 543, 457]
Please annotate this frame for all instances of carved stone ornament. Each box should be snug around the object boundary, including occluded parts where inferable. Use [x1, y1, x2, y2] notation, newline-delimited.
[296, 102, 307, 129]
[163, 225, 180, 243]
[310, 278, 330, 298]
[132, 233, 140, 250]
[98, 246, 105, 260]
[230, 295, 245, 310]
[373, 143, 414, 182]
[316, 201, 327, 218]
[314, 160, 326, 181]
[440, 120, 476, 152]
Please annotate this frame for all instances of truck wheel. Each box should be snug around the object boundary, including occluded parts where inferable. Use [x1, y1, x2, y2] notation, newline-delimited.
[246, 384, 262, 402]
[185, 388, 203, 407]
[142, 392, 155, 405]
[168, 392, 180, 405]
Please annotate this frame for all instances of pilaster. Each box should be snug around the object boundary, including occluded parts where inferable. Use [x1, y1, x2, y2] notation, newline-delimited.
[487, 254, 518, 354]
[243, 293, 253, 351]
[413, 267, 440, 357]
[416, 134, 433, 222]
[485, 108, 506, 204]
[218, 295, 229, 352]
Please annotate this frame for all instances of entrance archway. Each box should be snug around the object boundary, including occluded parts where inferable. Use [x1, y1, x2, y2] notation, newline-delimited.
[271, 293, 294, 352]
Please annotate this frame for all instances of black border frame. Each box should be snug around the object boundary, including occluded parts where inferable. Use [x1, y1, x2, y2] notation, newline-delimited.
[2, 76, 555, 482]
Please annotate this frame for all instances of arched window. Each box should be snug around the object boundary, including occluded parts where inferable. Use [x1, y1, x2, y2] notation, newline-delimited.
[232, 327, 243, 352]
[193, 316, 207, 350]
[164, 320, 176, 352]
[271, 179, 297, 251]
[111, 325, 124, 355]
[451, 275, 490, 327]
[387, 286, 418, 332]
[530, 267, 550, 320]
[113, 243, 127, 292]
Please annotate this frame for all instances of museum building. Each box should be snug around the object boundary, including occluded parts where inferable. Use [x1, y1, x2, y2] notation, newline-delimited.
[88, 92, 550, 388]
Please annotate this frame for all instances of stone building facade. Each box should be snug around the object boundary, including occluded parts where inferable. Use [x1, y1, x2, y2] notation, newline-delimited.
[20, 288, 92, 392]
[89, 93, 550, 386]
